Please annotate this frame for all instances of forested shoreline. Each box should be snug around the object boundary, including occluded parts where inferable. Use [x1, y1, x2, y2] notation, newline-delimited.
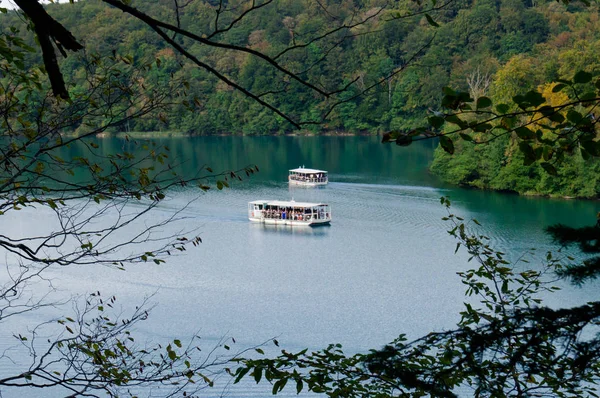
[2, 0, 600, 197]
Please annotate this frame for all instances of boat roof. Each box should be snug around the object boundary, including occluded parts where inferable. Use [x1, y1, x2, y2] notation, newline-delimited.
[249, 200, 328, 207]
[289, 167, 327, 174]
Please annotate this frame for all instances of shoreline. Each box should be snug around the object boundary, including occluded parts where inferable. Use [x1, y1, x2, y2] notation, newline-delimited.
[91, 130, 376, 139]
[449, 181, 599, 202]
[84, 131, 599, 202]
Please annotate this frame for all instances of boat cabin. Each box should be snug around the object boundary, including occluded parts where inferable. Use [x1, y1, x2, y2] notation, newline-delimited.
[248, 200, 331, 226]
[289, 167, 328, 186]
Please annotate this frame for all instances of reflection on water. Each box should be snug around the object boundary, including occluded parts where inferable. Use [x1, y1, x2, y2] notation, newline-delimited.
[250, 222, 332, 237]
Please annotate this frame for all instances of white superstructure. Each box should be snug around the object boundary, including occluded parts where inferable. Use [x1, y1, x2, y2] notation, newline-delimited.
[248, 200, 331, 226]
[288, 166, 328, 186]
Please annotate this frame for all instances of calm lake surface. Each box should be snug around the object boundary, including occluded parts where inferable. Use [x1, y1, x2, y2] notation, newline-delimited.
[1, 136, 599, 397]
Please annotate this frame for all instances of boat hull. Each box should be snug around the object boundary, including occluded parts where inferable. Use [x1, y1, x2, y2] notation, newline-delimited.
[249, 217, 330, 226]
[288, 180, 328, 187]
[248, 200, 331, 227]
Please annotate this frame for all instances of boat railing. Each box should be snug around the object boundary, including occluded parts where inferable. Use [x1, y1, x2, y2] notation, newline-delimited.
[289, 175, 328, 183]
[262, 210, 312, 221]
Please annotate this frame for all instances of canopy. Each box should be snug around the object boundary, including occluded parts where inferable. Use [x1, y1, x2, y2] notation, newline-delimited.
[249, 200, 327, 208]
[289, 168, 327, 174]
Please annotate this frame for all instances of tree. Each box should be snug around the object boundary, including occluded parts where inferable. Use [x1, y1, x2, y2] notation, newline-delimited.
[0, 0, 451, 395]
[232, 199, 600, 397]
[9, 0, 449, 131]
[0, 28, 263, 395]
[6, 0, 600, 396]
[373, 23, 600, 396]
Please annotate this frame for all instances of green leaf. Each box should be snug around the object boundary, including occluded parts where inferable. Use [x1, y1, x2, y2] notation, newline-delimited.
[515, 127, 535, 140]
[296, 379, 304, 394]
[552, 83, 567, 93]
[445, 114, 466, 128]
[273, 378, 288, 394]
[548, 112, 565, 123]
[428, 116, 445, 129]
[439, 136, 454, 155]
[537, 105, 554, 116]
[234, 367, 250, 384]
[216, 180, 224, 190]
[574, 70, 592, 84]
[513, 94, 526, 106]
[476, 96, 492, 109]
[567, 109, 583, 123]
[471, 123, 493, 133]
[501, 116, 516, 130]
[459, 133, 473, 142]
[424, 14, 439, 27]
[253, 367, 263, 383]
[580, 140, 598, 156]
[395, 135, 413, 146]
[580, 91, 597, 101]
[540, 162, 557, 176]
[524, 91, 545, 107]
[518, 142, 536, 163]
[496, 103, 509, 114]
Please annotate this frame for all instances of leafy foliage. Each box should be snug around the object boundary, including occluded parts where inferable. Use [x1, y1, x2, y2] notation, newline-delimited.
[233, 199, 600, 397]
[547, 221, 600, 285]
[397, 7, 600, 198]
[0, 0, 587, 137]
[3, 0, 600, 396]
[0, 24, 259, 396]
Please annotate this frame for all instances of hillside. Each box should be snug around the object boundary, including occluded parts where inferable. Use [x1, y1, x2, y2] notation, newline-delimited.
[2, 0, 599, 197]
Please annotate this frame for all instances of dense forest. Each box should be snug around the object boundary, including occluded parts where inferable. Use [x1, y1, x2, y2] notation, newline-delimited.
[2, 0, 600, 197]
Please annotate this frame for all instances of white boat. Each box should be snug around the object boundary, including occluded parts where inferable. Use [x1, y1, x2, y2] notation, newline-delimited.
[248, 200, 331, 226]
[288, 167, 328, 186]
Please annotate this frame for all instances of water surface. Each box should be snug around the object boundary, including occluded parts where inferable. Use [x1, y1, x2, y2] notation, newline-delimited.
[1, 136, 598, 397]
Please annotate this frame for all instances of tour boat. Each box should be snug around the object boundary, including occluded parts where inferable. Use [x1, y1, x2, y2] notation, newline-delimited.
[288, 167, 328, 186]
[248, 200, 331, 226]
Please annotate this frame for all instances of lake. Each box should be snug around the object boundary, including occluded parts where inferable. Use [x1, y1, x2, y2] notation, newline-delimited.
[1, 136, 598, 397]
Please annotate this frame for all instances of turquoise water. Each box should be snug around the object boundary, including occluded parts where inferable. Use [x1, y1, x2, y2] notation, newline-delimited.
[0, 136, 598, 397]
